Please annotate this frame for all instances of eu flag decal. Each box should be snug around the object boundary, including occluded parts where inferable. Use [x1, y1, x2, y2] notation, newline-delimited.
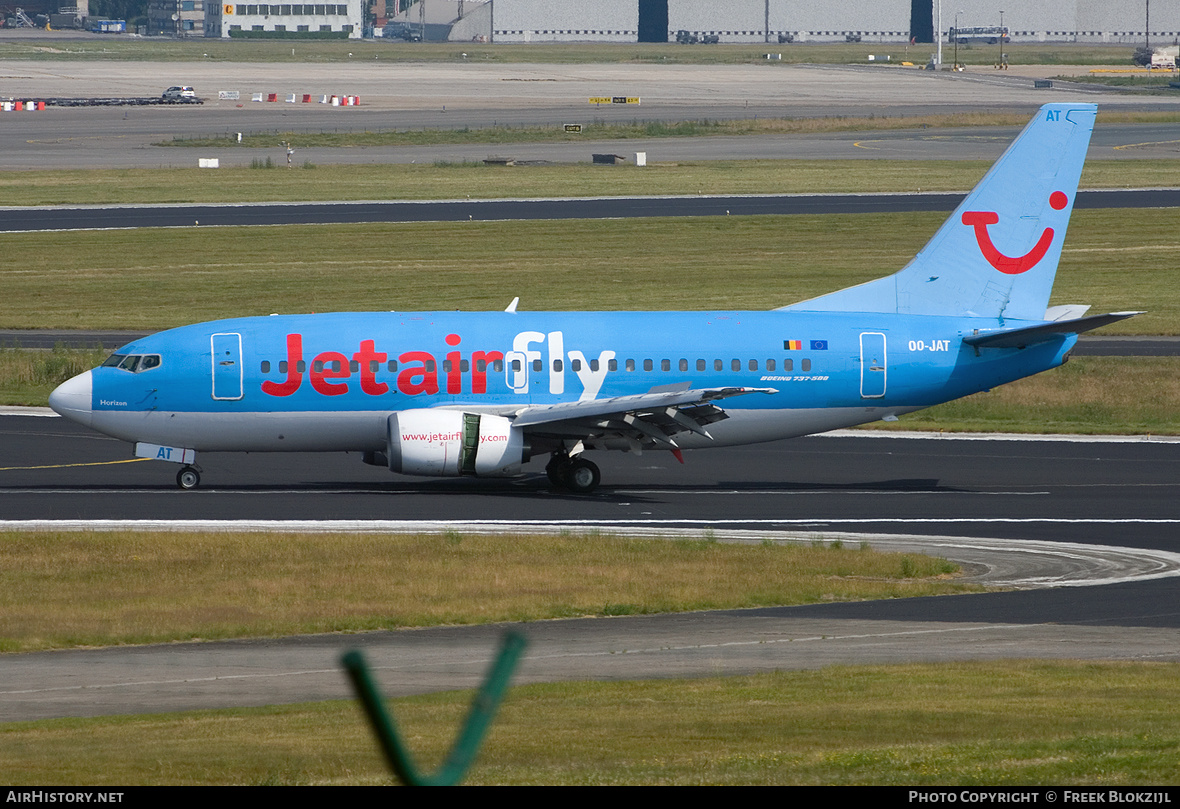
[810, 340, 829, 350]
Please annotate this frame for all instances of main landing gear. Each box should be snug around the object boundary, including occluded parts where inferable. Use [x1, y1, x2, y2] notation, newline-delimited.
[546, 452, 601, 494]
[176, 465, 201, 490]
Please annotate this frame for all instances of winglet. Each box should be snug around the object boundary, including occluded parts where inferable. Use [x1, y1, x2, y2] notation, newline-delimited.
[504, 297, 519, 313]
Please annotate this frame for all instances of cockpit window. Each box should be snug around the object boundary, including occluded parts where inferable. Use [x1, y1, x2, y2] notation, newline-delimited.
[102, 353, 161, 373]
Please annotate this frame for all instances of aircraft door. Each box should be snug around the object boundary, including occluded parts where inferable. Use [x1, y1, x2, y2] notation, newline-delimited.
[211, 332, 244, 401]
[859, 332, 887, 398]
[505, 350, 529, 395]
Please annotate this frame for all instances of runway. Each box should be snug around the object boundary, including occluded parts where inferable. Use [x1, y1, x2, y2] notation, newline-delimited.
[5, 415, 1180, 547]
[3, 413, 1180, 721]
[3, 187, 1179, 233]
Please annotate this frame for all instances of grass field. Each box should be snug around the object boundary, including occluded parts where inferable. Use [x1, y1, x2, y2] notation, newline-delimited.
[158, 110, 1180, 150]
[0, 530, 971, 653]
[0, 39, 1148, 66]
[0, 209, 1170, 332]
[3, 661, 1177, 785]
[6, 155, 1180, 207]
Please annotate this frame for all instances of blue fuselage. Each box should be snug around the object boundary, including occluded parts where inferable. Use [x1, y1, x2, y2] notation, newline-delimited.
[70, 310, 1073, 453]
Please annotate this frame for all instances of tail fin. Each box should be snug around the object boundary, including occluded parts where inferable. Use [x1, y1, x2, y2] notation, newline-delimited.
[783, 103, 1097, 323]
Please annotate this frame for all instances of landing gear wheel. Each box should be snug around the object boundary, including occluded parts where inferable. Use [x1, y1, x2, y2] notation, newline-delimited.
[176, 466, 201, 490]
[565, 458, 601, 494]
[546, 455, 571, 488]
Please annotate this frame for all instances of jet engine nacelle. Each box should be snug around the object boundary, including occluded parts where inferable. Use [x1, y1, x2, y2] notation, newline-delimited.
[386, 410, 525, 477]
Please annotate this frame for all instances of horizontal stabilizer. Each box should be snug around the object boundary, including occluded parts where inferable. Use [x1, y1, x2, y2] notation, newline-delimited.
[963, 311, 1143, 349]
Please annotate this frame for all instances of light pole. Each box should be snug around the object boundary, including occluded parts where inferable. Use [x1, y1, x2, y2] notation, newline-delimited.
[999, 10, 1004, 68]
[954, 9, 961, 70]
[935, 0, 942, 68]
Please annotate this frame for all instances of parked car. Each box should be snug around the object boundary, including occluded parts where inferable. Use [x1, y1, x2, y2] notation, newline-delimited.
[384, 24, 422, 41]
[162, 86, 195, 99]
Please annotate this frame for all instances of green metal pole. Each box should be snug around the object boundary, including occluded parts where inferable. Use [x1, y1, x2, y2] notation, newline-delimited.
[342, 630, 528, 786]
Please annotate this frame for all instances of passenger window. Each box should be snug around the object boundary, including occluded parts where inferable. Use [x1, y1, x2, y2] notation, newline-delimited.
[784, 358, 793, 372]
[387, 360, 398, 372]
[661, 359, 670, 372]
[532, 359, 543, 372]
[261, 361, 271, 373]
[571, 359, 582, 372]
[696, 359, 705, 371]
[349, 360, 359, 373]
[590, 359, 599, 372]
[279, 360, 288, 374]
[626, 359, 635, 372]
[492, 359, 503, 373]
[802, 359, 811, 372]
[608, 359, 617, 371]
[749, 359, 758, 371]
[553, 359, 563, 372]
[731, 359, 740, 372]
[512, 359, 521, 372]
[425, 360, 436, 372]
[679, 359, 688, 372]
[714, 359, 723, 371]
[643, 359, 653, 371]
[767, 359, 776, 371]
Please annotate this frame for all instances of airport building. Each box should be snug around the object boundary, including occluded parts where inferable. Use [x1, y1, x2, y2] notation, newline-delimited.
[446, 0, 1179, 46]
[205, 0, 363, 37]
[146, 0, 208, 35]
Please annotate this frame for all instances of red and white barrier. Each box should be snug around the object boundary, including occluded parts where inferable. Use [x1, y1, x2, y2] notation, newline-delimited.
[247, 93, 359, 107]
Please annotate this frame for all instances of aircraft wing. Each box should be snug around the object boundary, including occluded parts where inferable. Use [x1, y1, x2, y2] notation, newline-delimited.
[508, 384, 777, 449]
[963, 311, 1143, 349]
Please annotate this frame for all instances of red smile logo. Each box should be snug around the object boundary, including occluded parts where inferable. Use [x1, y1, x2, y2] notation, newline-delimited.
[961, 191, 1068, 275]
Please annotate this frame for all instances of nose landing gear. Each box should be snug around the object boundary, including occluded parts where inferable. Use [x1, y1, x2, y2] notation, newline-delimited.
[176, 465, 201, 490]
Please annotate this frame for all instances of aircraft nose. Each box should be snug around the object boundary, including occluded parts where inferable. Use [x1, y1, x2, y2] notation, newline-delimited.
[49, 370, 93, 428]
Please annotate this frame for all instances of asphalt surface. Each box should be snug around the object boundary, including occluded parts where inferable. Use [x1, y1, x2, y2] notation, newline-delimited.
[3, 415, 1180, 720]
[1, 60, 1179, 170]
[5, 416, 1180, 548]
[2, 187, 1179, 232]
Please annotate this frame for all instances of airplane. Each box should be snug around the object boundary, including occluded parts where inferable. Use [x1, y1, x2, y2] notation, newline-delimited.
[49, 102, 1139, 494]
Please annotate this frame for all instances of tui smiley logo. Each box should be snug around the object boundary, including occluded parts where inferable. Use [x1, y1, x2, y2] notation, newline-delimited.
[961, 191, 1069, 275]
